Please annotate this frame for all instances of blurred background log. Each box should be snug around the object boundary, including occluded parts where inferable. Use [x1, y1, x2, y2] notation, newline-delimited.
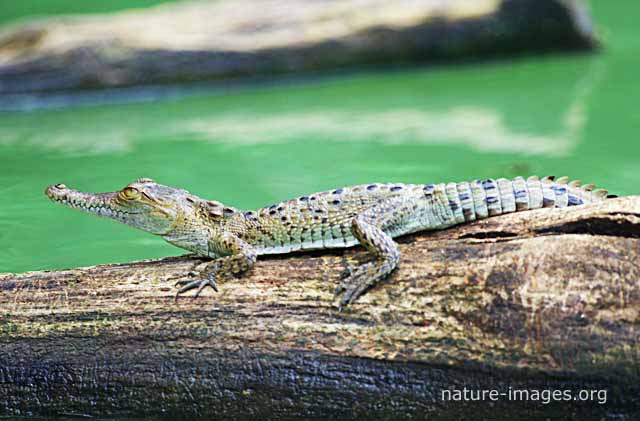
[0, 197, 638, 418]
[0, 0, 597, 94]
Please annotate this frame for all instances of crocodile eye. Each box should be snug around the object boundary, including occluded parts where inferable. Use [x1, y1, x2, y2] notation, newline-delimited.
[121, 187, 141, 200]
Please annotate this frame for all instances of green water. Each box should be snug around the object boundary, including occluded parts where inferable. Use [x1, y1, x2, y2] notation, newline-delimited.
[1, 2, 638, 274]
[0, 0, 175, 26]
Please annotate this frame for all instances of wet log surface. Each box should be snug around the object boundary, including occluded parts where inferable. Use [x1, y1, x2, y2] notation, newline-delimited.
[0, 0, 598, 94]
[1, 197, 639, 418]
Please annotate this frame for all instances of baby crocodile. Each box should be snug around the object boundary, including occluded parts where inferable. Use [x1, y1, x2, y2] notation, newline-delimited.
[45, 176, 615, 308]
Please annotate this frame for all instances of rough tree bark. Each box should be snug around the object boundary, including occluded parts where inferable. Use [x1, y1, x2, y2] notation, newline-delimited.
[1, 197, 639, 419]
[0, 0, 597, 94]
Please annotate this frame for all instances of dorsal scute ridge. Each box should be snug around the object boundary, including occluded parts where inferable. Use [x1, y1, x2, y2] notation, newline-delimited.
[594, 189, 608, 198]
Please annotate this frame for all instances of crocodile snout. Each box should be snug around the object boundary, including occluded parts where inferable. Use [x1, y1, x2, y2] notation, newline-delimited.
[45, 183, 68, 199]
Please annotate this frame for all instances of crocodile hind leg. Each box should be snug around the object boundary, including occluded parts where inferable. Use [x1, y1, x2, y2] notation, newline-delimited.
[334, 197, 417, 309]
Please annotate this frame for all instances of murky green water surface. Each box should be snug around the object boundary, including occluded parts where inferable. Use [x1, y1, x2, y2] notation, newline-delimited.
[1, 2, 638, 273]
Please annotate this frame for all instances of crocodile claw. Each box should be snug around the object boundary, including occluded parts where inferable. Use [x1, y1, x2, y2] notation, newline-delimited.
[174, 274, 218, 300]
[335, 256, 356, 295]
[336, 282, 368, 310]
[335, 268, 354, 295]
[333, 262, 379, 310]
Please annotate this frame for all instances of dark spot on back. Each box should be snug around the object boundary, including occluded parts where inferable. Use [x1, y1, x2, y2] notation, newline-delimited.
[552, 186, 567, 194]
[482, 180, 496, 190]
[390, 186, 402, 192]
[367, 184, 377, 190]
[299, 196, 309, 202]
[331, 199, 341, 205]
[333, 188, 343, 195]
[243, 211, 258, 221]
[568, 195, 583, 205]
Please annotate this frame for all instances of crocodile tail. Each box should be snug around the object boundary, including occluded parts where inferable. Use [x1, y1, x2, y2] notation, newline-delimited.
[447, 175, 615, 222]
[527, 175, 612, 209]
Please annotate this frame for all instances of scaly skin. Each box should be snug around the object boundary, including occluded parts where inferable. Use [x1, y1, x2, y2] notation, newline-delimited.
[45, 176, 615, 308]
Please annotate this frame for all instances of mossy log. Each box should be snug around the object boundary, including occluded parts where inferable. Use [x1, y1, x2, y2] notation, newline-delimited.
[1, 197, 639, 418]
[0, 0, 597, 94]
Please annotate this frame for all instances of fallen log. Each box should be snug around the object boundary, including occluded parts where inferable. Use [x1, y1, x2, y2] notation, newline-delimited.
[1, 197, 639, 418]
[0, 0, 598, 94]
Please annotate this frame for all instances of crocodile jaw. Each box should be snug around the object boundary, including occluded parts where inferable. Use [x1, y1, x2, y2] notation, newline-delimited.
[45, 183, 175, 235]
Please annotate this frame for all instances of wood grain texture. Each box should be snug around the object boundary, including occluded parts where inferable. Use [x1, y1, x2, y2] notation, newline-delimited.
[1, 197, 638, 418]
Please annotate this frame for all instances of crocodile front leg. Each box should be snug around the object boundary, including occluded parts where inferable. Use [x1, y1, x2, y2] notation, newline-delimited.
[175, 234, 257, 299]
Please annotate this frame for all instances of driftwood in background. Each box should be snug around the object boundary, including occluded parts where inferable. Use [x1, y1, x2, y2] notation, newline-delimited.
[0, 0, 597, 94]
[1, 197, 639, 418]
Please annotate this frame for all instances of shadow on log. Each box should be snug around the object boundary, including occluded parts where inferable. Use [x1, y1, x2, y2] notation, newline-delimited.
[0, 0, 598, 94]
[1, 197, 639, 418]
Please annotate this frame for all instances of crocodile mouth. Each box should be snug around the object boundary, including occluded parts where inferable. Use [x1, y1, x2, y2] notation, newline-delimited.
[45, 184, 140, 217]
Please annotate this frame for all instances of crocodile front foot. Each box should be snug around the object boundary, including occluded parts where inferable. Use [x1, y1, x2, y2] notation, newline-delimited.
[173, 263, 219, 300]
[174, 275, 218, 300]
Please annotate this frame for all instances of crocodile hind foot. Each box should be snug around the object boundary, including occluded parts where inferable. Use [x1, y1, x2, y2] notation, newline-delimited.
[334, 261, 380, 308]
[334, 202, 403, 309]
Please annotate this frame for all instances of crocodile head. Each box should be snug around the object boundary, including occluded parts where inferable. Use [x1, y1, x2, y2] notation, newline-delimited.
[45, 178, 195, 235]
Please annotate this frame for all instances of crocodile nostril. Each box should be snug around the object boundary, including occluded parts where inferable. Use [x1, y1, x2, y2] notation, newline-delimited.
[54, 183, 67, 189]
